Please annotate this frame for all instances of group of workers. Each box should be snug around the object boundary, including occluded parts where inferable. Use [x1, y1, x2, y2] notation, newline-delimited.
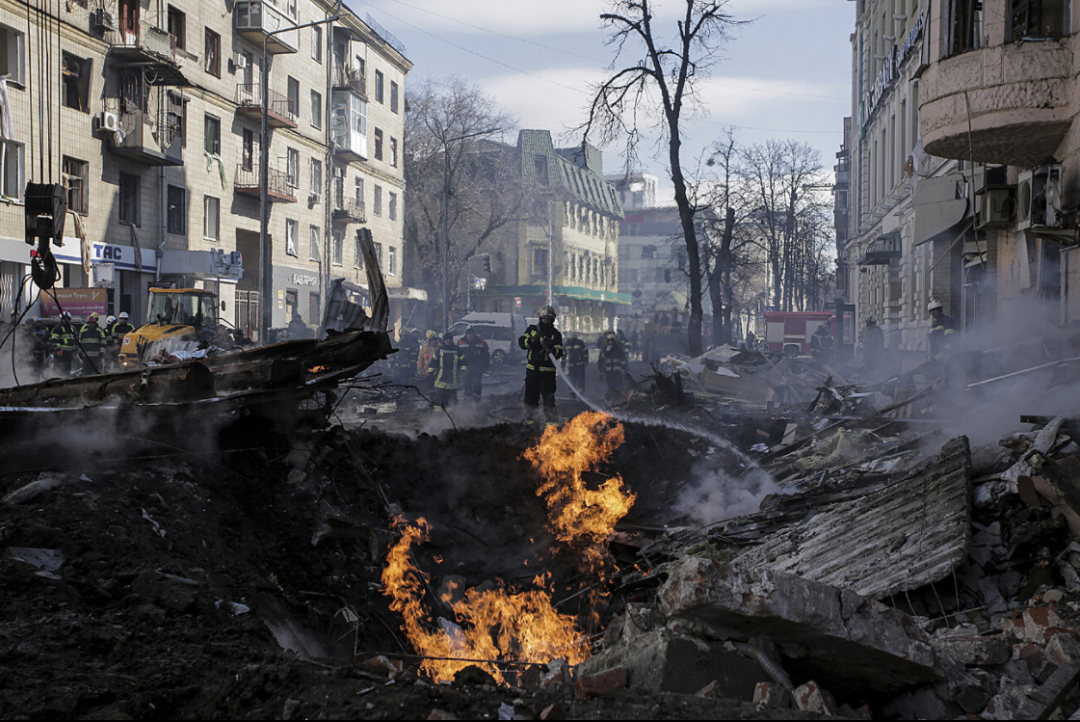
[22, 311, 134, 378]
[809, 298, 957, 369]
[391, 325, 491, 408]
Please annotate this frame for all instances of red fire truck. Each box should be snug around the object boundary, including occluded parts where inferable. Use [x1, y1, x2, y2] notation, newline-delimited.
[763, 311, 835, 354]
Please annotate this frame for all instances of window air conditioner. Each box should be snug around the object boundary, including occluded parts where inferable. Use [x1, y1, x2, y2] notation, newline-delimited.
[232, 53, 248, 70]
[976, 187, 1015, 229]
[1018, 165, 1065, 231]
[92, 8, 118, 32]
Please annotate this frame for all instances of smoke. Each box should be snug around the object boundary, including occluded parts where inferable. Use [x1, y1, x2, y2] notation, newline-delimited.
[673, 461, 780, 526]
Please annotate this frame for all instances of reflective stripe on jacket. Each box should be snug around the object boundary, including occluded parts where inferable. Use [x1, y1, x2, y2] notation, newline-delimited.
[433, 346, 466, 389]
[50, 324, 76, 352]
[518, 324, 563, 372]
[79, 326, 106, 358]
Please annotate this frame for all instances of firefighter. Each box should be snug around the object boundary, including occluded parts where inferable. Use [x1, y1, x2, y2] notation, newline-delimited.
[394, 328, 421, 387]
[518, 306, 563, 426]
[79, 312, 107, 375]
[927, 299, 957, 362]
[50, 312, 78, 376]
[457, 327, 489, 402]
[112, 312, 135, 346]
[430, 331, 466, 407]
[561, 333, 589, 393]
[598, 330, 629, 397]
[859, 317, 885, 370]
[417, 330, 439, 388]
[102, 315, 117, 371]
[27, 318, 50, 378]
[810, 323, 834, 364]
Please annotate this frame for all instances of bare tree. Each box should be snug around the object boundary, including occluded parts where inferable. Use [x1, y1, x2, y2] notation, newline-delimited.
[404, 78, 525, 329]
[582, 0, 743, 357]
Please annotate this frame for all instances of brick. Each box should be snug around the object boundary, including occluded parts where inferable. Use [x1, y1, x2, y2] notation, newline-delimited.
[573, 666, 628, 699]
[792, 680, 837, 715]
[752, 681, 791, 708]
[538, 703, 565, 720]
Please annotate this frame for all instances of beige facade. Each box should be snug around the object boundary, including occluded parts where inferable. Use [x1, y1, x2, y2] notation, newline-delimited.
[917, 0, 1080, 336]
[0, 0, 410, 339]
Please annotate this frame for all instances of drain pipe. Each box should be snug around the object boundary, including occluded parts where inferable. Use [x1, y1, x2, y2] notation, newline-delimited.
[156, 165, 167, 284]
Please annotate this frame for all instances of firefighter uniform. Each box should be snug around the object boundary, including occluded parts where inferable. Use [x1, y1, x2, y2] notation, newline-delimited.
[562, 336, 589, 392]
[430, 334, 467, 407]
[927, 300, 957, 361]
[417, 331, 439, 388]
[50, 317, 77, 376]
[79, 314, 107, 375]
[518, 307, 563, 426]
[598, 332, 628, 395]
[457, 329, 490, 401]
[394, 330, 421, 386]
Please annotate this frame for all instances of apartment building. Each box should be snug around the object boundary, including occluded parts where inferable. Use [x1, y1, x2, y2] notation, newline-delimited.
[845, 0, 977, 355]
[472, 130, 629, 334]
[918, 0, 1080, 336]
[0, 0, 411, 338]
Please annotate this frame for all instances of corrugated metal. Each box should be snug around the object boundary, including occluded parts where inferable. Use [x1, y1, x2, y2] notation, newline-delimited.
[0, 262, 20, 320]
[736, 436, 971, 599]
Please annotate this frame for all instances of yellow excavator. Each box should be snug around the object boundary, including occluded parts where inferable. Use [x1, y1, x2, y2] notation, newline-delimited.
[118, 288, 220, 368]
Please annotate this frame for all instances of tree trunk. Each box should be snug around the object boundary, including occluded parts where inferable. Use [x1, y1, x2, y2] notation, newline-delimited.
[669, 128, 703, 357]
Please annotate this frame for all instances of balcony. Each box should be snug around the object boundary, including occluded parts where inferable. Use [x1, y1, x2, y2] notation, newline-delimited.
[857, 231, 901, 266]
[103, 20, 189, 87]
[107, 109, 183, 166]
[332, 132, 367, 163]
[235, 84, 298, 129]
[332, 65, 366, 97]
[919, 39, 1073, 167]
[234, 164, 297, 203]
[234, 0, 298, 54]
[332, 198, 366, 223]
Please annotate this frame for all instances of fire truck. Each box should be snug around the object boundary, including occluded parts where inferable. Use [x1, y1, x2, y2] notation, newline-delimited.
[763, 311, 835, 355]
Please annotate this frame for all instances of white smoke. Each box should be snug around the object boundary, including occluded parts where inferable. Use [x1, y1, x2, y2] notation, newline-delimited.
[673, 462, 780, 526]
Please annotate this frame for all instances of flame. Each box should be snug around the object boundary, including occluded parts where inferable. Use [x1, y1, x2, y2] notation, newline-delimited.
[522, 412, 636, 577]
[308, 364, 329, 374]
[381, 517, 588, 684]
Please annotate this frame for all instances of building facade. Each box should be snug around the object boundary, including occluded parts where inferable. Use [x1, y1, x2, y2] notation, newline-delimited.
[845, 0, 977, 355]
[0, 0, 412, 338]
[472, 130, 629, 334]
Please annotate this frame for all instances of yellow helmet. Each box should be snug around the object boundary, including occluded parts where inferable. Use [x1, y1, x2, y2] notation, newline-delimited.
[426, 330, 437, 340]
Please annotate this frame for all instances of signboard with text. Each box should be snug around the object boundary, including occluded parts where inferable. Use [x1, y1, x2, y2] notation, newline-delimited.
[40, 287, 108, 318]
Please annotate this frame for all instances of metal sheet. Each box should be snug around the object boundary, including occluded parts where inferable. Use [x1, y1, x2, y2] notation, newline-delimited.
[914, 173, 968, 246]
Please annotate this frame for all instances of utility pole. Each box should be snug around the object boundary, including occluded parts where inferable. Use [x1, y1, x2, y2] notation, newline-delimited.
[259, 4, 341, 343]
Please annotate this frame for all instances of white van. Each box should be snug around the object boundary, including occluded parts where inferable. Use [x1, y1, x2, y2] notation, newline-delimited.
[449, 312, 529, 364]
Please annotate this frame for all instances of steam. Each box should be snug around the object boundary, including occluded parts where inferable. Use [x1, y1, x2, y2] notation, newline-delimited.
[673, 462, 780, 526]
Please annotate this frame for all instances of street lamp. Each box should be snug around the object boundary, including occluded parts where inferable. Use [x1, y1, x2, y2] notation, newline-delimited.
[440, 127, 500, 333]
[259, 4, 341, 343]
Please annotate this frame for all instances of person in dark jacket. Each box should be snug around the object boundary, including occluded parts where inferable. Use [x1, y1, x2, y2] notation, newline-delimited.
[429, 332, 467, 407]
[859, 317, 885, 370]
[394, 328, 421, 386]
[561, 333, 589, 393]
[517, 306, 563, 426]
[50, 312, 78, 376]
[457, 327, 490, 402]
[927, 299, 957, 361]
[598, 331, 628, 397]
[79, 312, 107, 375]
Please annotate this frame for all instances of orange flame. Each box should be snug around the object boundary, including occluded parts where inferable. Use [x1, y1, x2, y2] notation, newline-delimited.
[381, 517, 588, 684]
[522, 412, 636, 577]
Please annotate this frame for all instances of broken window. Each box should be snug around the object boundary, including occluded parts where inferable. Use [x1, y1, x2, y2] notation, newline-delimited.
[1010, 0, 1069, 40]
[203, 196, 219, 240]
[62, 156, 87, 215]
[373, 184, 382, 216]
[389, 191, 397, 221]
[374, 128, 383, 161]
[390, 137, 397, 168]
[946, 0, 981, 56]
[309, 225, 320, 261]
[333, 232, 343, 266]
[119, 172, 140, 226]
[241, 128, 254, 172]
[353, 233, 363, 269]
[311, 25, 322, 63]
[204, 28, 220, 77]
[0, 140, 23, 200]
[310, 157, 322, 199]
[311, 89, 322, 128]
[167, 185, 185, 234]
[0, 23, 25, 86]
[287, 148, 299, 188]
[388, 245, 397, 277]
[168, 6, 185, 51]
[204, 114, 220, 155]
[375, 70, 384, 103]
[286, 219, 298, 256]
[166, 90, 185, 148]
[61, 53, 92, 112]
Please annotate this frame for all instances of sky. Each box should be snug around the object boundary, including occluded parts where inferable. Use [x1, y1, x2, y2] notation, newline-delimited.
[349, 0, 855, 202]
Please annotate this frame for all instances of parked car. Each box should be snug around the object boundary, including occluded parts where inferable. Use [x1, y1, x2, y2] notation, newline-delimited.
[449, 312, 529, 365]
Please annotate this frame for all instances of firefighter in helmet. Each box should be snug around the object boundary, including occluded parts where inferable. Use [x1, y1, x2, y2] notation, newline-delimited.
[518, 306, 563, 426]
[927, 299, 956, 361]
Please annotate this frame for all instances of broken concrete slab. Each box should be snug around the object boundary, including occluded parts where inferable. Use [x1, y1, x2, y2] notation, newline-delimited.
[658, 558, 943, 694]
[929, 627, 1011, 666]
[573, 666, 627, 699]
[736, 436, 971, 600]
[574, 628, 770, 698]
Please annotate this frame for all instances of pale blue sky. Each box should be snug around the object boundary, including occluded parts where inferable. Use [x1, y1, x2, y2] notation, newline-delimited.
[351, 0, 855, 199]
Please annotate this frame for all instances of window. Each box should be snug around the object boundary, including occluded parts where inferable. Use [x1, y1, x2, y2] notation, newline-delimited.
[390, 81, 398, 113]
[119, 173, 140, 226]
[168, 6, 185, 51]
[388, 191, 397, 220]
[167, 90, 185, 148]
[61, 53, 92, 112]
[242, 128, 254, 171]
[309, 293, 320, 323]
[354, 234, 364, 269]
[641, 245, 656, 259]
[204, 114, 220, 155]
[287, 76, 299, 117]
[204, 29, 220, 76]
[374, 128, 383, 160]
[354, 176, 364, 204]
[286, 148, 299, 188]
[167, 185, 186, 234]
[286, 219, 298, 256]
[0, 140, 23, 200]
[310, 90, 322, 128]
[62, 157, 87, 215]
[532, 247, 548, 277]
[375, 242, 383, 267]
[390, 137, 397, 168]
[0, 24, 25, 86]
[388, 246, 397, 276]
[310, 158, 322, 199]
[203, 196, 219, 241]
[309, 225, 320, 261]
[1010, 0, 1068, 40]
[311, 25, 322, 62]
[333, 232, 343, 266]
[534, 156, 549, 185]
[373, 185, 382, 216]
[375, 70, 384, 103]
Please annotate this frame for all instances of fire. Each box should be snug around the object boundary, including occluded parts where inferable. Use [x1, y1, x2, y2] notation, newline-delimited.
[522, 412, 636, 576]
[381, 517, 589, 684]
[308, 364, 329, 374]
